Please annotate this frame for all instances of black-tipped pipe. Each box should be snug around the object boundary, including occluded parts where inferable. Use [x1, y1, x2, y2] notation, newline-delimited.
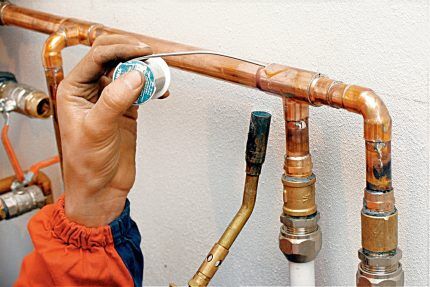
[246, 111, 271, 175]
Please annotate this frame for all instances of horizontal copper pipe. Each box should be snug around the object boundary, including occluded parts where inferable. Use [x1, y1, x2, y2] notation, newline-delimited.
[0, 3, 392, 140]
[0, 2, 391, 157]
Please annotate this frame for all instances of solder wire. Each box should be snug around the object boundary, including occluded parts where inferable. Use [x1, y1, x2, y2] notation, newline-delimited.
[132, 50, 266, 67]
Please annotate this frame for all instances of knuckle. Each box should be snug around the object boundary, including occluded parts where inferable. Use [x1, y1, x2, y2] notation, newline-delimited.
[92, 34, 109, 47]
[90, 45, 103, 64]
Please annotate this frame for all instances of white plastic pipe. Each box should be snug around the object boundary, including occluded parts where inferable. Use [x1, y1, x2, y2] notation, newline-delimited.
[289, 260, 315, 287]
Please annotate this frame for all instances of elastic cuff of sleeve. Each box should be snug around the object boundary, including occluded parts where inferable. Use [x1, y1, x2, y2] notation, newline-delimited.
[51, 196, 130, 250]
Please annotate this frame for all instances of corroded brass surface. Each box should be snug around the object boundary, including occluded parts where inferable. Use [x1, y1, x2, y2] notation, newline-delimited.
[282, 174, 316, 217]
[361, 211, 398, 252]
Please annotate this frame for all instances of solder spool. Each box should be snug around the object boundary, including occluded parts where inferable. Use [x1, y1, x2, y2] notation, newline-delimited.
[113, 58, 171, 105]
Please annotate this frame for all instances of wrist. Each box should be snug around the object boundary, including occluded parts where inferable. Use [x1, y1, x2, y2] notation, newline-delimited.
[64, 192, 127, 227]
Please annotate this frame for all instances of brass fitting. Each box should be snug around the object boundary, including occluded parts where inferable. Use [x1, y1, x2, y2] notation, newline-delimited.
[284, 154, 313, 177]
[357, 249, 404, 286]
[282, 174, 316, 217]
[0, 75, 51, 118]
[279, 213, 322, 263]
[364, 189, 395, 213]
[0, 185, 46, 220]
[361, 210, 397, 253]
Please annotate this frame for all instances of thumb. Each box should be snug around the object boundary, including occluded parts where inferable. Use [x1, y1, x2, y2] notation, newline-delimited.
[88, 70, 144, 126]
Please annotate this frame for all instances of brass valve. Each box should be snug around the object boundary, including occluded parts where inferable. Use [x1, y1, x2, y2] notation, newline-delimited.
[0, 72, 51, 118]
[0, 185, 46, 220]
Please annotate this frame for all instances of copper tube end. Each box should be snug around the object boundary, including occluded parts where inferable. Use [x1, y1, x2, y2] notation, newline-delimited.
[0, 1, 11, 26]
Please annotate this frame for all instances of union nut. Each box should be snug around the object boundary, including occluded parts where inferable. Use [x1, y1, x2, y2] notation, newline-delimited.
[356, 249, 404, 287]
[279, 213, 322, 263]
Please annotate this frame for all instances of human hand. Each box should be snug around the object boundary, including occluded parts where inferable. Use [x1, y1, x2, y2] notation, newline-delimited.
[57, 34, 152, 226]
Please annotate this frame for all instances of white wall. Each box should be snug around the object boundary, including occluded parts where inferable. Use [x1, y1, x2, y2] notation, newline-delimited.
[0, 0, 428, 286]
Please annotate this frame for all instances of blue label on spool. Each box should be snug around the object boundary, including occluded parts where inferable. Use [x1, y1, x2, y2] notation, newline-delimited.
[113, 60, 156, 105]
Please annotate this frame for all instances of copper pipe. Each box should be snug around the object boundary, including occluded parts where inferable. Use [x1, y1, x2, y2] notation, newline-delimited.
[0, 2, 391, 192]
[282, 99, 316, 216]
[40, 17, 104, 159]
[0, 174, 15, 194]
[279, 99, 321, 265]
[0, 2, 401, 284]
[284, 99, 312, 178]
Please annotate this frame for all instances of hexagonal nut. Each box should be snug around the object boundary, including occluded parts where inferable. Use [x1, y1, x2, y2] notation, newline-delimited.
[357, 265, 404, 286]
[280, 213, 319, 230]
[279, 226, 322, 263]
[358, 249, 402, 267]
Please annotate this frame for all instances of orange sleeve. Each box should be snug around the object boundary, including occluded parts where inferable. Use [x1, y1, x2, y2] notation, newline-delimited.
[14, 196, 142, 287]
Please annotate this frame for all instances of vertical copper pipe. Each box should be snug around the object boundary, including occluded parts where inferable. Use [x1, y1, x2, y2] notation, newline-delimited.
[283, 99, 316, 216]
[279, 99, 321, 264]
[284, 99, 312, 177]
[42, 32, 66, 159]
